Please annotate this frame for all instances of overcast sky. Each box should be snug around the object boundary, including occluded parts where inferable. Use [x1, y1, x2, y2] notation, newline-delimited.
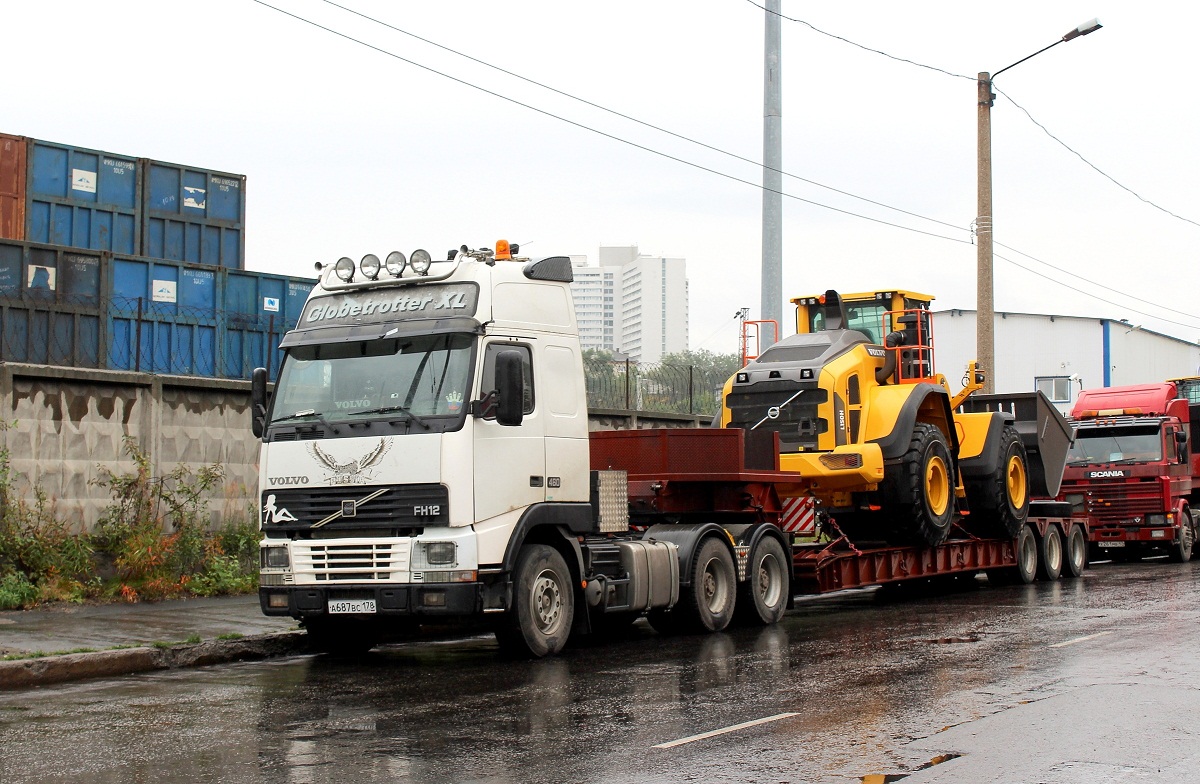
[7, 1, 1197, 353]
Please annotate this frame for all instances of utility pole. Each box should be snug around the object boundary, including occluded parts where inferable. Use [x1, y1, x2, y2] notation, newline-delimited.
[761, 0, 782, 346]
[976, 71, 995, 393]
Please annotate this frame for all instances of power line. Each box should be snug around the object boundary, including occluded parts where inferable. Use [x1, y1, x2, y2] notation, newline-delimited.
[250, 0, 972, 245]
[741, 0, 973, 81]
[994, 250, 1200, 331]
[317, 0, 967, 236]
[994, 87, 1200, 230]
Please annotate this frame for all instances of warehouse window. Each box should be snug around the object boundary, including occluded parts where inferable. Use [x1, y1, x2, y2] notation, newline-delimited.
[1035, 376, 1073, 403]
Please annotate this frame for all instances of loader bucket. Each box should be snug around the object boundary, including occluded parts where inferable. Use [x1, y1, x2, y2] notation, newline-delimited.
[959, 391, 1074, 498]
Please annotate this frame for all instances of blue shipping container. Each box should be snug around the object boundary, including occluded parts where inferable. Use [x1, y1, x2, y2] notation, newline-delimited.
[0, 238, 103, 367]
[25, 139, 140, 255]
[107, 256, 219, 376]
[222, 270, 313, 378]
[141, 160, 245, 268]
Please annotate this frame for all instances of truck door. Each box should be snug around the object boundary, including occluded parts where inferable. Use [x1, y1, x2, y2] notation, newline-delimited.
[474, 341, 546, 522]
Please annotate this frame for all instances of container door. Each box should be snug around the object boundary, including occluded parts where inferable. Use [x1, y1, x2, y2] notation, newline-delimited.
[473, 341, 545, 523]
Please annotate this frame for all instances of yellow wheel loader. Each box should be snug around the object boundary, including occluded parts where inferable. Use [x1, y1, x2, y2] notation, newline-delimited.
[721, 289, 1070, 547]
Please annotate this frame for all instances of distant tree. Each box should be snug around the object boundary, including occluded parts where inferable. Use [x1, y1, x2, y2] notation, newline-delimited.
[642, 350, 741, 416]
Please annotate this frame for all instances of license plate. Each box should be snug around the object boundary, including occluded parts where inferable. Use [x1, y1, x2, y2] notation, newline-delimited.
[328, 599, 376, 614]
[1097, 541, 1125, 548]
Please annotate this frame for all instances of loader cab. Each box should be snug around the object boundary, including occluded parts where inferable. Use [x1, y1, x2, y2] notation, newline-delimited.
[792, 289, 936, 384]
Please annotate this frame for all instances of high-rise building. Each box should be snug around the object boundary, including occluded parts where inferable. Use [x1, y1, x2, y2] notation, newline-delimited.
[570, 245, 688, 363]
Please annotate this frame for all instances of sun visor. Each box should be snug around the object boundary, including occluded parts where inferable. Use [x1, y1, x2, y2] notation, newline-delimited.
[279, 317, 482, 348]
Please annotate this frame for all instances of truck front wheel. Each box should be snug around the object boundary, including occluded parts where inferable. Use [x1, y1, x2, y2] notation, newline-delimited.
[496, 544, 574, 658]
[1168, 508, 1195, 563]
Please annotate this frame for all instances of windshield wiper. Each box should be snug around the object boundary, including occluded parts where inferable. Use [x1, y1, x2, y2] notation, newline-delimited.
[270, 409, 340, 433]
[354, 404, 431, 430]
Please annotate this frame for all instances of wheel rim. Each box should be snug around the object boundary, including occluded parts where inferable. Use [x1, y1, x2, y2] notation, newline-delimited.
[1068, 530, 1085, 569]
[925, 454, 950, 517]
[700, 558, 731, 614]
[1006, 455, 1028, 509]
[1020, 533, 1037, 574]
[756, 552, 783, 608]
[1047, 532, 1062, 571]
[531, 569, 565, 634]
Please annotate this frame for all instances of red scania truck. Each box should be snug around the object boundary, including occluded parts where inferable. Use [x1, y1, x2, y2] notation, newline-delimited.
[1059, 381, 1199, 562]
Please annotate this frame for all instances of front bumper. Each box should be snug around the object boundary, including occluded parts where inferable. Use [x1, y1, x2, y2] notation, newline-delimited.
[259, 582, 484, 619]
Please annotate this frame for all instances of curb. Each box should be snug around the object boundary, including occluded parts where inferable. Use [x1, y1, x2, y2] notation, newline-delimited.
[0, 630, 310, 691]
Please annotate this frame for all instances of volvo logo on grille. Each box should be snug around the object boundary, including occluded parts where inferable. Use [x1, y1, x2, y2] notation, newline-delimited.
[341, 500, 357, 517]
[268, 476, 309, 486]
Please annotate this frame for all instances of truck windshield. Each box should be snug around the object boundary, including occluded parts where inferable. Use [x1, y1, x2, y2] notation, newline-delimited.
[270, 333, 474, 425]
[1067, 424, 1162, 465]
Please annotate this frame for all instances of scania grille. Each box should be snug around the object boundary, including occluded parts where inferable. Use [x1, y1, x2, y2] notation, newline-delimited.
[261, 484, 449, 531]
[1087, 488, 1161, 523]
[292, 540, 409, 582]
[725, 384, 827, 452]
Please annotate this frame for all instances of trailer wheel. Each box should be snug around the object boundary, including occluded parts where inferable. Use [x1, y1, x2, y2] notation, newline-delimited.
[965, 426, 1029, 539]
[882, 423, 955, 546]
[649, 537, 736, 634]
[1062, 525, 1086, 578]
[987, 525, 1037, 585]
[735, 536, 790, 626]
[1168, 508, 1195, 563]
[303, 618, 379, 656]
[496, 544, 574, 658]
[1036, 525, 1063, 581]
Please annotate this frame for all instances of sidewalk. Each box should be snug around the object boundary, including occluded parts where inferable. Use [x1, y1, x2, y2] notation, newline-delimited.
[0, 594, 295, 657]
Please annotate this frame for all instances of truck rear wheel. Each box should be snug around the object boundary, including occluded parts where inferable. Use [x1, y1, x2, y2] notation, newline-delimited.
[965, 426, 1029, 539]
[735, 536, 789, 626]
[882, 423, 955, 546]
[648, 537, 736, 634]
[1168, 508, 1195, 563]
[987, 525, 1037, 585]
[1036, 525, 1063, 581]
[1062, 524, 1086, 578]
[496, 544, 574, 658]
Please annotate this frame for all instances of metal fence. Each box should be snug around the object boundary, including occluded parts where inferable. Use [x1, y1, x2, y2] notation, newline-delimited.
[585, 358, 731, 417]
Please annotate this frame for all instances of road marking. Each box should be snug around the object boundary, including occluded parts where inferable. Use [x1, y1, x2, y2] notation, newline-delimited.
[652, 712, 800, 749]
[1049, 631, 1113, 648]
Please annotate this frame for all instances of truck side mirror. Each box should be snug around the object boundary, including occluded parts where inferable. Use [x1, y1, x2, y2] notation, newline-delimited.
[251, 367, 269, 438]
[495, 350, 525, 427]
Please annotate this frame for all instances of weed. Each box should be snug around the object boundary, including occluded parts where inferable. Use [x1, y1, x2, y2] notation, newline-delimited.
[0, 571, 39, 610]
[216, 632, 244, 641]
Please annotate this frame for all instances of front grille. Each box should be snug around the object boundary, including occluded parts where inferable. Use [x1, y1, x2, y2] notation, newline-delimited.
[261, 484, 448, 531]
[1086, 484, 1162, 523]
[726, 382, 827, 452]
[292, 539, 409, 582]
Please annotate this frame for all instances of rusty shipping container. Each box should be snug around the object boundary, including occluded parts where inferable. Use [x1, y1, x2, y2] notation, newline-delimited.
[0, 133, 26, 240]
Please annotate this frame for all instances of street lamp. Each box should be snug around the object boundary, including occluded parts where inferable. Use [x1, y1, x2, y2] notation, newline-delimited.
[976, 18, 1102, 393]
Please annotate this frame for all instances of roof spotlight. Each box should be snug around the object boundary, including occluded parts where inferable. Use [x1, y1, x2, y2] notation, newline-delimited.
[385, 251, 407, 277]
[360, 253, 381, 280]
[334, 257, 355, 282]
[410, 249, 432, 275]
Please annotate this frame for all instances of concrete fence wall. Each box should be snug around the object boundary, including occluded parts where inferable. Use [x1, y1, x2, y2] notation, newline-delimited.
[0, 364, 707, 533]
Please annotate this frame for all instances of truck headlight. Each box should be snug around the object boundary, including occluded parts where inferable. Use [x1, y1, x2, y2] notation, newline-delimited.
[410, 249, 432, 275]
[261, 546, 290, 569]
[420, 541, 457, 566]
[386, 251, 407, 277]
[360, 253, 381, 280]
[334, 256, 355, 282]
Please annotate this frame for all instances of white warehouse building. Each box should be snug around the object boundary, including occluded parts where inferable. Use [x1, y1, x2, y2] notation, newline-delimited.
[570, 245, 689, 364]
[934, 308, 1200, 411]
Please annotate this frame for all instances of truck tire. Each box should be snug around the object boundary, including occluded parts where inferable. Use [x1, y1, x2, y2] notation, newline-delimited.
[965, 426, 1029, 539]
[735, 536, 789, 626]
[496, 544, 574, 658]
[987, 525, 1037, 585]
[648, 537, 736, 634]
[1036, 525, 1063, 581]
[304, 618, 380, 656]
[1168, 508, 1195, 563]
[1062, 524, 1086, 578]
[882, 422, 955, 546]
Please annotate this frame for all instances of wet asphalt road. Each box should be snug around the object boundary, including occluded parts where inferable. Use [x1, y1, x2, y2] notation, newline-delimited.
[2, 560, 1199, 784]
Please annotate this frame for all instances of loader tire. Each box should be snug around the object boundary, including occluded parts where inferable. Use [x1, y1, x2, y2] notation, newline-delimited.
[965, 426, 1029, 539]
[881, 423, 955, 547]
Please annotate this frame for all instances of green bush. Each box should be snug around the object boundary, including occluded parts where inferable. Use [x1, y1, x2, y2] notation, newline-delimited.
[0, 571, 40, 610]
